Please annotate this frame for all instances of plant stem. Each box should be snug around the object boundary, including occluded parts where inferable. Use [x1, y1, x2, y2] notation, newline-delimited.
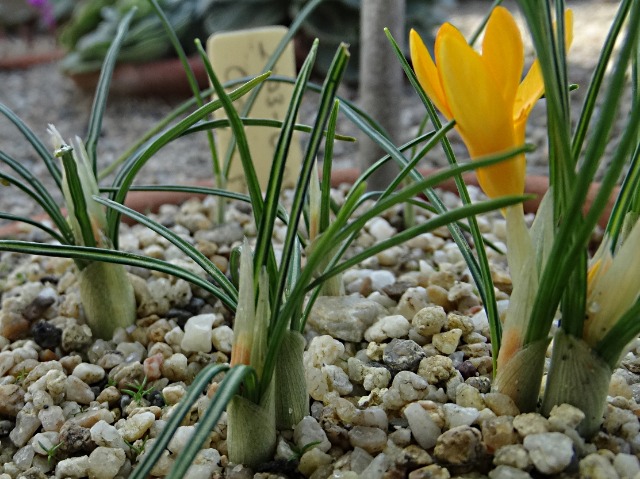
[542, 329, 612, 437]
[78, 261, 136, 340]
[274, 329, 308, 429]
[492, 338, 549, 413]
[227, 379, 276, 467]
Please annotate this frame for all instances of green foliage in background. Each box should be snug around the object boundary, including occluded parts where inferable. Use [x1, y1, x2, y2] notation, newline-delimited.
[59, 0, 453, 80]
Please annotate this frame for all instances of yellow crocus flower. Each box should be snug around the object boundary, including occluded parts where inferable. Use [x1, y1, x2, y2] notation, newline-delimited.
[410, 6, 573, 199]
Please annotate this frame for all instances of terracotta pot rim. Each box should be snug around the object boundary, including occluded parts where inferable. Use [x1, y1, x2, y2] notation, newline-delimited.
[0, 169, 615, 238]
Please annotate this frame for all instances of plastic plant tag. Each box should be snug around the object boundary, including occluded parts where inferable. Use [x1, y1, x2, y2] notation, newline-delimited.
[207, 26, 302, 193]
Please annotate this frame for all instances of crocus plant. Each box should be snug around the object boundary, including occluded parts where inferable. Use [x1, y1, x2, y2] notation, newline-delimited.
[411, 0, 640, 435]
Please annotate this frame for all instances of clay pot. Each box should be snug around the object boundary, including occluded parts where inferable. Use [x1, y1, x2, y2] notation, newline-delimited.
[0, 171, 618, 238]
[68, 56, 209, 97]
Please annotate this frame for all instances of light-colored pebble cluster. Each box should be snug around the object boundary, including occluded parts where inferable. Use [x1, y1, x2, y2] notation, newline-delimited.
[1, 191, 640, 479]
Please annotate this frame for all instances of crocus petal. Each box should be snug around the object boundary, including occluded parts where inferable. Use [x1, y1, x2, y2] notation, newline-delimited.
[514, 59, 543, 142]
[437, 29, 524, 197]
[514, 9, 574, 133]
[482, 6, 524, 109]
[584, 221, 640, 346]
[410, 28, 452, 119]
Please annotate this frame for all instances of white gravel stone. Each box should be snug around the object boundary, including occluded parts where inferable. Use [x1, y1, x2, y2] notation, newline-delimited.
[614, 453, 640, 478]
[10, 407, 41, 447]
[364, 315, 410, 342]
[65, 375, 95, 404]
[305, 335, 345, 367]
[87, 447, 126, 479]
[38, 405, 65, 432]
[307, 296, 387, 342]
[181, 314, 216, 353]
[579, 453, 619, 479]
[369, 270, 396, 290]
[432, 328, 463, 355]
[166, 425, 196, 454]
[489, 465, 533, 479]
[55, 456, 89, 479]
[443, 403, 480, 428]
[13, 445, 34, 471]
[90, 421, 127, 450]
[404, 402, 442, 450]
[162, 384, 187, 405]
[348, 426, 387, 454]
[161, 353, 189, 382]
[367, 217, 397, 241]
[31, 431, 59, 454]
[186, 448, 222, 478]
[548, 403, 586, 430]
[0, 351, 15, 376]
[298, 448, 333, 477]
[359, 452, 389, 479]
[523, 432, 574, 475]
[396, 287, 430, 320]
[323, 365, 353, 396]
[412, 305, 447, 337]
[211, 325, 234, 353]
[294, 416, 331, 453]
[121, 411, 156, 442]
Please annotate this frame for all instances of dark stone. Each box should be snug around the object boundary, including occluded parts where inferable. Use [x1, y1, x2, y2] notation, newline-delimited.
[185, 297, 206, 314]
[383, 339, 426, 374]
[166, 308, 192, 328]
[59, 422, 94, 454]
[30, 321, 62, 350]
[382, 281, 413, 302]
[120, 395, 132, 410]
[456, 360, 478, 380]
[465, 376, 491, 394]
[22, 296, 55, 322]
[0, 419, 13, 436]
[147, 390, 165, 407]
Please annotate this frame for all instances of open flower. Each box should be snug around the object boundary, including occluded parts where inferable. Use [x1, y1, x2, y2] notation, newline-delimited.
[410, 6, 572, 199]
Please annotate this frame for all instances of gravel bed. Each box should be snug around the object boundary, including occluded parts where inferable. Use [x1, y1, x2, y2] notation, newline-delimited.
[1, 189, 640, 478]
[0, 0, 631, 226]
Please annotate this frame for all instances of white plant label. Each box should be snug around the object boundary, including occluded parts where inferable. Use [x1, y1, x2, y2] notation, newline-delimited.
[207, 26, 302, 193]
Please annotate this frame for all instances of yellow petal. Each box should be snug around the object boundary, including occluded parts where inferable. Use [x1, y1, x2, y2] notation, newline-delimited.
[514, 9, 573, 125]
[482, 6, 524, 109]
[437, 29, 524, 197]
[410, 28, 452, 119]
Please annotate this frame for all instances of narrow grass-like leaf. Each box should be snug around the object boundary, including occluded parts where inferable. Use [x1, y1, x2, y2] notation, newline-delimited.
[0, 213, 66, 243]
[263, 44, 350, 398]
[0, 103, 62, 188]
[253, 40, 318, 290]
[167, 366, 254, 478]
[107, 73, 269, 245]
[321, 101, 340, 232]
[58, 146, 96, 248]
[220, 0, 326, 179]
[85, 8, 136, 173]
[0, 151, 74, 242]
[148, 0, 221, 202]
[572, 0, 633, 159]
[0, 240, 237, 309]
[182, 118, 355, 142]
[130, 364, 230, 479]
[95, 197, 237, 303]
[195, 40, 264, 219]
[526, 1, 640, 343]
[311, 195, 530, 289]
[596, 297, 640, 368]
[606, 142, 640, 247]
